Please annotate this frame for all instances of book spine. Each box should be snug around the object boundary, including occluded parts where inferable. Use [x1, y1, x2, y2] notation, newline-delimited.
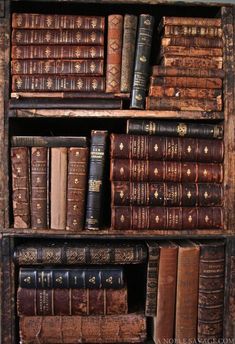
[149, 86, 222, 99]
[19, 314, 147, 343]
[106, 15, 123, 93]
[12, 13, 105, 30]
[198, 242, 225, 341]
[160, 46, 223, 57]
[110, 159, 224, 183]
[50, 148, 67, 230]
[161, 36, 223, 48]
[11, 45, 105, 59]
[31, 147, 48, 229]
[126, 120, 223, 139]
[150, 76, 222, 89]
[112, 182, 223, 207]
[11, 136, 87, 147]
[17, 287, 128, 316]
[12, 76, 105, 92]
[111, 207, 223, 230]
[145, 242, 159, 316]
[19, 267, 124, 289]
[120, 15, 138, 93]
[162, 56, 223, 69]
[163, 25, 223, 37]
[161, 16, 221, 27]
[151, 66, 225, 79]
[11, 59, 104, 75]
[66, 147, 88, 231]
[85, 130, 108, 230]
[12, 29, 104, 45]
[11, 147, 30, 228]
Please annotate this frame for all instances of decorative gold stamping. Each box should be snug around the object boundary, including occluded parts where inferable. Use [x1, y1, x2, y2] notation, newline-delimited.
[177, 123, 187, 136]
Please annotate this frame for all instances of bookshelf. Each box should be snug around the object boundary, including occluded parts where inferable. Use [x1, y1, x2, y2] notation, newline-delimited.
[1, 0, 235, 343]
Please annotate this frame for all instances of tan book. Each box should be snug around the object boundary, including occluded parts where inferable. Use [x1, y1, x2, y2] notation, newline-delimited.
[160, 17, 222, 27]
[160, 46, 222, 57]
[149, 86, 222, 99]
[162, 56, 223, 69]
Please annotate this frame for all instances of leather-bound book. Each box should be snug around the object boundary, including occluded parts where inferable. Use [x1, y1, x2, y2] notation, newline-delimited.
[85, 130, 108, 230]
[12, 13, 105, 30]
[130, 14, 154, 109]
[151, 66, 225, 79]
[106, 15, 123, 93]
[110, 134, 224, 162]
[127, 120, 223, 139]
[150, 76, 222, 89]
[11, 147, 30, 228]
[149, 86, 222, 99]
[162, 56, 223, 69]
[162, 25, 223, 38]
[19, 267, 124, 289]
[161, 36, 223, 48]
[145, 242, 159, 316]
[19, 313, 147, 343]
[50, 147, 67, 230]
[160, 16, 221, 27]
[120, 15, 138, 93]
[160, 46, 223, 57]
[31, 147, 48, 229]
[17, 287, 128, 316]
[110, 159, 223, 183]
[13, 241, 147, 265]
[146, 97, 222, 111]
[175, 240, 200, 343]
[153, 241, 178, 342]
[11, 136, 88, 147]
[197, 240, 225, 342]
[112, 206, 223, 230]
[66, 147, 89, 231]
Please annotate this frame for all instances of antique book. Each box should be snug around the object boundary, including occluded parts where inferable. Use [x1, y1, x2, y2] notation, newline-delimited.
[150, 76, 222, 89]
[19, 313, 147, 343]
[120, 14, 138, 93]
[162, 56, 223, 69]
[11, 147, 30, 228]
[162, 25, 223, 37]
[146, 97, 222, 111]
[112, 181, 223, 207]
[12, 29, 105, 45]
[11, 136, 88, 147]
[197, 240, 225, 341]
[19, 267, 124, 289]
[175, 241, 200, 343]
[160, 46, 223, 57]
[130, 14, 154, 109]
[153, 242, 178, 342]
[12, 75, 105, 92]
[159, 16, 222, 27]
[11, 91, 126, 99]
[31, 147, 48, 229]
[161, 36, 223, 48]
[145, 241, 159, 316]
[11, 45, 105, 59]
[149, 86, 222, 99]
[17, 287, 128, 316]
[112, 206, 223, 230]
[13, 241, 148, 265]
[110, 159, 224, 183]
[66, 147, 88, 231]
[50, 147, 67, 230]
[12, 13, 105, 29]
[85, 130, 108, 230]
[127, 119, 223, 139]
[106, 14, 123, 93]
[110, 134, 224, 162]
[11, 59, 104, 75]
[151, 66, 225, 79]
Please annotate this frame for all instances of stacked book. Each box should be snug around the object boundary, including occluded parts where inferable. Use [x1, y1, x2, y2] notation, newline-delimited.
[110, 119, 224, 231]
[146, 16, 224, 111]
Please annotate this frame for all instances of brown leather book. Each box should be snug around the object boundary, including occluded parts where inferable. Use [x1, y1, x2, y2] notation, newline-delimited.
[160, 16, 222, 27]
[11, 147, 30, 228]
[150, 76, 222, 89]
[12, 13, 105, 29]
[106, 15, 123, 93]
[160, 45, 222, 57]
[161, 36, 223, 48]
[146, 96, 222, 111]
[19, 313, 147, 343]
[110, 159, 224, 183]
[31, 147, 48, 229]
[66, 147, 88, 231]
[149, 86, 222, 99]
[50, 147, 67, 230]
[11, 59, 104, 75]
[17, 287, 128, 316]
[153, 241, 178, 342]
[11, 136, 88, 147]
[162, 56, 223, 69]
[163, 25, 223, 37]
[111, 206, 223, 230]
[151, 66, 225, 79]
[175, 241, 200, 343]
[145, 241, 159, 316]
[110, 134, 224, 162]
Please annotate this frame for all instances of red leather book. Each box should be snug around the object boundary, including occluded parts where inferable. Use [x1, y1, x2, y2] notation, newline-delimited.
[161, 36, 223, 48]
[151, 66, 225, 79]
[149, 86, 222, 99]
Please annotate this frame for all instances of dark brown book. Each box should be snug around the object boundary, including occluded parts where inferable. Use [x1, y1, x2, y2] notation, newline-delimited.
[110, 159, 223, 183]
[151, 66, 225, 79]
[19, 313, 147, 343]
[13, 241, 148, 265]
[112, 181, 223, 207]
[149, 86, 222, 99]
[110, 134, 224, 162]
[12, 13, 105, 29]
[145, 241, 159, 316]
[161, 36, 223, 48]
[160, 46, 223, 57]
[197, 240, 225, 342]
[66, 147, 89, 231]
[162, 56, 223, 69]
[111, 207, 223, 230]
[150, 76, 222, 89]
[17, 287, 128, 316]
[11, 147, 30, 228]
[12, 75, 105, 92]
[160, 16, 222, 27]
[11, 59, 104, 75]
[12, 29, 104, 45]
[11, 136, 88, 147]
[175, 241, 200, 343]
[163, 25, 223, 37]
[146, 96, 222, 111]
